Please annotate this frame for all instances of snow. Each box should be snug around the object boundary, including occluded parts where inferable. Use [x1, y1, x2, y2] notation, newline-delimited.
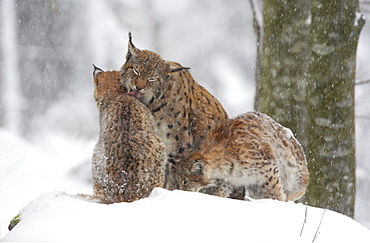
[211, 55, 255, 113]
[354, 12, 365, 27]
[2, 189, 370, 242]
[1, 129, 370, 242]
[0, 0, 370, 239]
[0, 129, 93, 238]
[311, 44, 335, 56]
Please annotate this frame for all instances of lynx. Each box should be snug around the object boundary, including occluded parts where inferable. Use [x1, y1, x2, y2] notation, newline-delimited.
[177, 112, 309, 202]
[120, 33, 228, 189]
[92, 66, 166, 203]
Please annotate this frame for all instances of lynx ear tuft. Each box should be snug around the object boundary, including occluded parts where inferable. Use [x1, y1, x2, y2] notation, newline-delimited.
[165, 62, 190, 76]
[93, 64, 104, 78]
[127, 32, 141, 60]
[128, 31, 132, 42]
[168, 67, 190, 74]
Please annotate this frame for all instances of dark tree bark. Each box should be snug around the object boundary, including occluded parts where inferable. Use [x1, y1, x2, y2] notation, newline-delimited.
[258, 0, 364, 216]
[305, 0, 364, 218]
[259, 0, 310, 150]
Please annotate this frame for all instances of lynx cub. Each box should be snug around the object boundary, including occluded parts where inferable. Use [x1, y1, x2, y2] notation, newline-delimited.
[120, 33, 228, 189]
[177, 112, 309, 201]
[92, 66, 166, 203]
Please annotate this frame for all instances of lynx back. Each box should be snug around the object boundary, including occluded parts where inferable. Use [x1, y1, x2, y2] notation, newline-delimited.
[177, 112, 309, 202]
[92, 66, 166, 203]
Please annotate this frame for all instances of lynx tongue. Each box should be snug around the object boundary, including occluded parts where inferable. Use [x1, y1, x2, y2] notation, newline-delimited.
[127, 90, 141, 98]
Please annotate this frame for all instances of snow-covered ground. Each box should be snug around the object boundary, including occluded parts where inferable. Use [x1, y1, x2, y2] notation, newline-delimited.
[1, 129, 370, 242]
[2, 189, 370, 242]
[0, 129, 93, 239]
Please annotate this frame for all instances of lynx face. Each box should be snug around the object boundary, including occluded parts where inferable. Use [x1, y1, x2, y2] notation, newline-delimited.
[120, 51, 167, 105]
[120, 33, 185, 106]
[177, 156, 215, 192]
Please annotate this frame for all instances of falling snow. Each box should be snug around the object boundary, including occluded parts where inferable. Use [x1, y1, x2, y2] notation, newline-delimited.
[1, 0, 370, 239]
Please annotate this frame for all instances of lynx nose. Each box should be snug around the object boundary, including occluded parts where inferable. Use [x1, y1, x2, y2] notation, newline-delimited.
[136, 81, 147, 91]
[136, 84, 145, 91]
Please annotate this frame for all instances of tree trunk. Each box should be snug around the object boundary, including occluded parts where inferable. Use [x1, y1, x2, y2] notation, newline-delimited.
[259, 0, 310, 149]
[305, 0, 364, 218]
[1, 0, 22, 134]
[15, 0, 81, 137]
[249, 0, 262, 111]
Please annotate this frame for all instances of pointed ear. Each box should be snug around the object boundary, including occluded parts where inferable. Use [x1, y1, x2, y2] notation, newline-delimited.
[165, 61, 190, 75]
[93, 64, 104, 78]
[126, 32, 141, 60]
[191, 161, 205, 175]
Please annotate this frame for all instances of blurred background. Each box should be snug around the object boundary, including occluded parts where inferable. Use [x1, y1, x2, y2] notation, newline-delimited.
[0, 0, 369, 236]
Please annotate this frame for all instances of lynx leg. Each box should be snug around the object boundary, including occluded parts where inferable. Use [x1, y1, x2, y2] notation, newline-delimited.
[214, 182, 234, 198]
[164, 162, 179, 190]
[261, 176, 287, 201]
[229, 186, 246, 200]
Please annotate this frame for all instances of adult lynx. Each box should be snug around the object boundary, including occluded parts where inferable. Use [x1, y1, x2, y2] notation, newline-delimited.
[120, 33, 228, 189]
[177, 112, 309, 201]
[92, 66, 166, 203]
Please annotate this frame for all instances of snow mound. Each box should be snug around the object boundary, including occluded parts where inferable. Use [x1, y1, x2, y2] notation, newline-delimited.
[2, 188, 370, 242]
[0, 129, 93, 236]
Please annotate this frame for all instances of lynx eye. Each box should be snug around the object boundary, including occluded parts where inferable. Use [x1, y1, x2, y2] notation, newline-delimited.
[148, 77, 156, 82]
[132, 69, 140, 76]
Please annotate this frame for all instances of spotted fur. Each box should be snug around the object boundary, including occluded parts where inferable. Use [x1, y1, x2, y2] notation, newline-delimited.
[120, 33, 228, 189]
[92, 67, 166, 203]
[177, 112, 309, 201]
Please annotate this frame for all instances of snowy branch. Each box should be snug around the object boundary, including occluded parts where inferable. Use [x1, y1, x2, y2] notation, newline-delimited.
[355, 79, 370, 85]
[300, 206, 308, 237]
[312, 209, 327, 242]
[357, 115, 370, 121]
